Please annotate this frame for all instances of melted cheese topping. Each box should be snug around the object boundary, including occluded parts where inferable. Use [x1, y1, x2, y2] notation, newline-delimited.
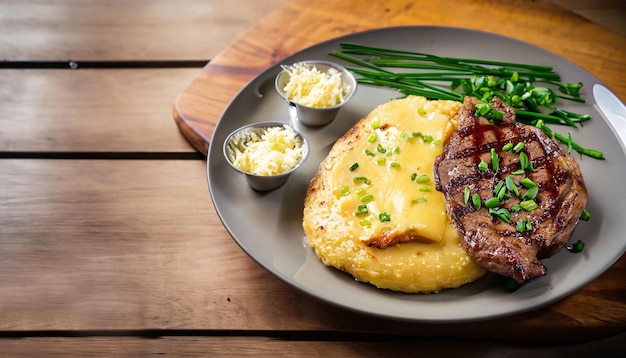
[303, 96, 487, 293]
[327, 97, 459, 244]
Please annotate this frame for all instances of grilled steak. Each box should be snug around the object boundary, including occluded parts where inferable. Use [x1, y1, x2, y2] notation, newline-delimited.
[434, 97, 587, 283]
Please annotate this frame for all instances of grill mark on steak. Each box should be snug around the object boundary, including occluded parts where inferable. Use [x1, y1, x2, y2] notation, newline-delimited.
[434, 97, 588, 283]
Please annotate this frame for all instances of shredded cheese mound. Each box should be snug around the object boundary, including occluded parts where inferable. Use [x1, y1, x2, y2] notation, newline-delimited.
[282, 63, 349, 108]
[233, 125, 305, 176]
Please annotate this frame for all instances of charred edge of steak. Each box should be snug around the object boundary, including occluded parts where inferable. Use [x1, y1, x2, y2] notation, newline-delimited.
[434, 97, 588, 284]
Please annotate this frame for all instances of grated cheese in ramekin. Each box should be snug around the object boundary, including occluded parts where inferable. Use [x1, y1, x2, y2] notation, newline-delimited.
[282, 63, 348, 108]
[233, 125, 305, 176]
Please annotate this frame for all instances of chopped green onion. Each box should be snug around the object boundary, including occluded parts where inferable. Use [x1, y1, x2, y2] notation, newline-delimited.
[355, 204, 369, 216]
[349, 162, 359, 171]
[353, 176, 372, 185]
[365, 149, 375, 157]
[491, 148, 499, 171]
[475, 103, 504, 120]
[526, 218, 533, 231]
[519, 199, 538, 211]
[377, 143, 386, 154]
[340, 186, 350, 196]
[519, 152, 529, 171]
[516, 216, 533, 233]
[496, 184, 508, 201]
[564, 82, 583, 97]
[580, 209, 591, 221]
[372, 119, 380, 129]
[502, 142, 513, 152]
[412, 198, 427, 204]
[411, 173, 417, 181]
[478, 160, 488, 172]
[356, 188, 365, 195]
[419, 185, 431, 192]
[505, 176, 519, 197]
[464, 186, 470, 204]
[368, 133, 377, 143]
[475, 103, 492, 116]
[415, 174, 429, 183]
[520, 178, 537, 188]
[494, 180, 505, 196]
[359, 219, 372, 227]
[417, 107, 427, 115]
[512, 169, 525, 175]
[379, 212, 391, 222]
[513, 142, 525, 153]
[567, 240, 585, 253]
[484, 197, 500, 209]
[490, 109, 504, 121]
[472, 193, 481, 211]
[360, 194, 374, 203]
[390, 161, 400, 168]
[523, 186, 539, 200]
[377, 157, 386, 165]
[392, 146, 400, 154]
[489, 208, 511, 223]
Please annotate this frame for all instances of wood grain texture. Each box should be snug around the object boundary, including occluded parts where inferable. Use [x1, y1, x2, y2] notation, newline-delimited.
[0, 160, 624, 341]
[0, 0, 290, 61]
[546, 0, 626, 37]
[0, 69, 201, 153]
[173, 0, 626, 154]
[2, 334, 625, 357]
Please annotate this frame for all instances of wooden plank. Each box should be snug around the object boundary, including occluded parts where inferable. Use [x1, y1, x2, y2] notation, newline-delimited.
[0, 0, 291, 61]
[0, 69, 202, 153]
[0, 159, 624, 341]
[2, 334, 625, 356]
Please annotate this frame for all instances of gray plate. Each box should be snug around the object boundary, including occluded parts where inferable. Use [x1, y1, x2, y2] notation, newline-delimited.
[207, 26, 626, 322]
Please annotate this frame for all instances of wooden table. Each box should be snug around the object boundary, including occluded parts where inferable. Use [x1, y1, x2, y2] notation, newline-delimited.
[2, 0, 625, 355]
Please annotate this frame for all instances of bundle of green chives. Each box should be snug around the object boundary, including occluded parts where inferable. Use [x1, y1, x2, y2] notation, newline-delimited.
[332, 43, 603, 159]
